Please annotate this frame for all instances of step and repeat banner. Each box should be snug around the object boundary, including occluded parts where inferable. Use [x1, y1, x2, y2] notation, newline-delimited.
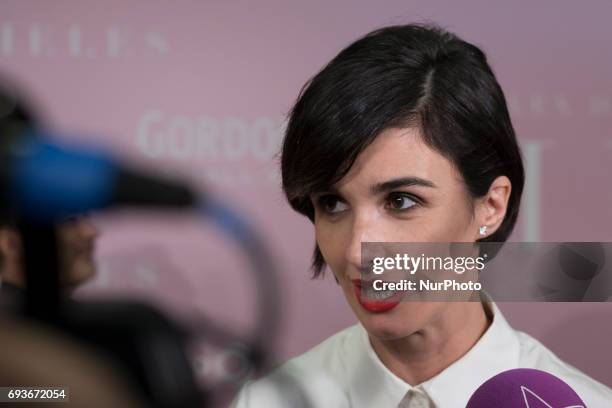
[2, 0, 611, 391]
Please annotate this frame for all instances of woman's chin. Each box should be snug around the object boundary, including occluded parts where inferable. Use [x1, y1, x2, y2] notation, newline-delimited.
[362, 319, 419, 341]
[351, 301, 438, 341]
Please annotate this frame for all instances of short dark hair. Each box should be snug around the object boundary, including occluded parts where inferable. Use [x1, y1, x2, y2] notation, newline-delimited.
[280, 23, 525, 278]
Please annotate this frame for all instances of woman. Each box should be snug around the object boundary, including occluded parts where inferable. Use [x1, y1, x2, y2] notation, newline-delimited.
[233, 23, 612, 407]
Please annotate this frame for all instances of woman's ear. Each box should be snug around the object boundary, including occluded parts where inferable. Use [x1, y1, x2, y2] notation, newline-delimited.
[476, 176, 512, 239]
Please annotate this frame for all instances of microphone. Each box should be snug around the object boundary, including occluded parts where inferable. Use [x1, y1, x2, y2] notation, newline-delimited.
[0, 77, 283, 407]
[466, 368, 586, 408]
[1, 131, 197, 221]
[2, 82, 196, 221]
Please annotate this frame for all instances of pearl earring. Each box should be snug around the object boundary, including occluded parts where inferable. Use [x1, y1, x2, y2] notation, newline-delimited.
[479, 225, 487, 236]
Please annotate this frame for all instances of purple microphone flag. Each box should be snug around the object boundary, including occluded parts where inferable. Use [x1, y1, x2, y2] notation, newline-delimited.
[466, 368, 586, 408]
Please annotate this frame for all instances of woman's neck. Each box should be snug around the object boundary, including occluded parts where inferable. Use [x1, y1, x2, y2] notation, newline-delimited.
[369, 301, 491, 385]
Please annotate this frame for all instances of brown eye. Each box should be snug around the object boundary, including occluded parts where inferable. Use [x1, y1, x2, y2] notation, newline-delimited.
[318, 195, 348, 214]
[386, 193, 417, 211]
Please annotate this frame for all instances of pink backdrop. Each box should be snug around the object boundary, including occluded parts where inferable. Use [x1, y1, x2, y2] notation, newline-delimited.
[2, 0, 612, 389]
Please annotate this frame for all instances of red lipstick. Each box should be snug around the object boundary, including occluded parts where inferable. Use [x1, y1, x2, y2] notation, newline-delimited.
[352, 279, 403, 313]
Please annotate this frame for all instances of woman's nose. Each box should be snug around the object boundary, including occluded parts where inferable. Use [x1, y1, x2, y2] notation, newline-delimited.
[345, 213, 384, 270]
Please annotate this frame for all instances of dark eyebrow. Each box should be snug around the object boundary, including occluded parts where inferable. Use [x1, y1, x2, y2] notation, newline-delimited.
[371, 177, 436, 194]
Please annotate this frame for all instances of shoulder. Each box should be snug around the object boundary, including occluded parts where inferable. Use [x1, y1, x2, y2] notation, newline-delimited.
[514, 329, 612, 406]
[231, 324, 361, 408]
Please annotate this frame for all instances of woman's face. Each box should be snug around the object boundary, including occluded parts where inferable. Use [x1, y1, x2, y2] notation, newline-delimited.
[311, 127, 484, 340]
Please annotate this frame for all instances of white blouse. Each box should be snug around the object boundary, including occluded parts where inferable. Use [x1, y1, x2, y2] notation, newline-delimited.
[231, 301, 612, 407]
